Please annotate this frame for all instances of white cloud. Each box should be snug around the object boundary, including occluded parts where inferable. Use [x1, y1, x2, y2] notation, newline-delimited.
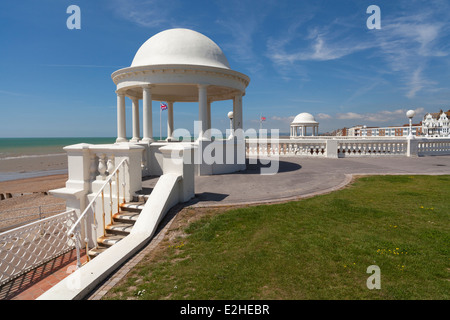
[335, 108, 425, 123]
[271, 115, 295, 122]
[109, 0, 183, 28]
[267, 6, 450, 99]
[316, 113, 332, 120]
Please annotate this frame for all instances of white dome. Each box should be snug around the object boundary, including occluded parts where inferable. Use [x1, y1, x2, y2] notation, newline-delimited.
[292, 112, 318, 124]
[131, 28, 230, 69]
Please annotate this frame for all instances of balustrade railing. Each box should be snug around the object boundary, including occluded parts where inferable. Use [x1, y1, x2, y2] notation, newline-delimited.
[67, 158, 129, 268]
[247, 139, 327, 157]
[336, 140, 407, 157]
[245, 137, 450, 158]
[417, 139, 450, 155]
[0, 209, 77, 286]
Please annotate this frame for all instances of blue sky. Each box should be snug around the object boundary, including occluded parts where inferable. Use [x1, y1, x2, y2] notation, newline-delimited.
[1, 0, 450, 137]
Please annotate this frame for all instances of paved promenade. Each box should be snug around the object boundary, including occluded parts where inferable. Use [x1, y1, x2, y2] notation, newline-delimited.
[192, 156, 450, 206]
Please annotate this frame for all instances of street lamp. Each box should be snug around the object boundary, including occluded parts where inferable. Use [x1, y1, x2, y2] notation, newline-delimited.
[406, 109, 416, 139]
[228, 111, 234, 139]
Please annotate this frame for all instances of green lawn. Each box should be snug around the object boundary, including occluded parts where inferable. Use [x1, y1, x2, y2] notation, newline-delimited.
[104, 175, 450, 300]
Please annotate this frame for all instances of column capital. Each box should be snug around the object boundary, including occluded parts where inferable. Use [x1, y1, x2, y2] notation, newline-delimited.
[197, 84, 209, 90]
[115, 90, 125, 97]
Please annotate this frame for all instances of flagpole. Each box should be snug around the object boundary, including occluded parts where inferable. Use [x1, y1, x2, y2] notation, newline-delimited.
[260, 113, 262, 132]
[160, 105, 162, 141]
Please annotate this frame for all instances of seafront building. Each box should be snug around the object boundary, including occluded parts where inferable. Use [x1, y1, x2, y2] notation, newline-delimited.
[331, 110, 450, 137]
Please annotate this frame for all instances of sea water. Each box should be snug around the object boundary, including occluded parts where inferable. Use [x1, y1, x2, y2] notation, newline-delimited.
[0, 137, 116, 181]
[0, 137, 117, 159]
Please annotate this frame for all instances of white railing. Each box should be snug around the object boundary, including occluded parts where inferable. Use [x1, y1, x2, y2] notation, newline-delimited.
[337, 140, 408, 157]
[417, 139, 450, 156]
[246, 137, 450, 158]
[0, 209, 77, 286]
[68, 158, 129, 269]
[247, 139, 327, 157]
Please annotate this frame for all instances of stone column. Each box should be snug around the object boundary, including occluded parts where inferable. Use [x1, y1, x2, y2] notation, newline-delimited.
[207, 100, 211, 135]
[167, 101, 174, 141]
[233, 93, 243, 131]
[197, 85, 208, 140]
[116, 92, 127, 143]
[130, 97, 140, 142]
[142, 86, 153, 143]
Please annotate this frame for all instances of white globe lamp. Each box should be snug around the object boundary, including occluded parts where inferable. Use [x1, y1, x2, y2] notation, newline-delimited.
[406, 110, 416, 139]
[228, 111, 234, 139]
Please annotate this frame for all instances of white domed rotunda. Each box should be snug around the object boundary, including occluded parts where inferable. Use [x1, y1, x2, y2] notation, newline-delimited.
[290, 112, 319, 138]
[111, 28, 250, 143]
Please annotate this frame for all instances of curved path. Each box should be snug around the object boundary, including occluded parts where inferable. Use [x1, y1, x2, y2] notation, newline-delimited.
[192, 156, 450, 207]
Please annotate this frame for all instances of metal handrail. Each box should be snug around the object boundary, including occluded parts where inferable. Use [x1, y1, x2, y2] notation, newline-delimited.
[68, 158, 128, 267]
[67, 158, 128, 238]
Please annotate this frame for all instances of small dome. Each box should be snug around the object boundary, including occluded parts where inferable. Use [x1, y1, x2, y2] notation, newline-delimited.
[292, 112, 318, 124]
[131, 28, 230, 69]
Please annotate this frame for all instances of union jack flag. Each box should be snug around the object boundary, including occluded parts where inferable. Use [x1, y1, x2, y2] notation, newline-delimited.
[261, 116, 266, 121]
[160, 102, 168, 110]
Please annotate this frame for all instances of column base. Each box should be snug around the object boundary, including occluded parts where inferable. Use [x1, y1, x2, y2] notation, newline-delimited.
[141, 137, 154, 143]
[130, 137, 140, 143]
[116, 137, 128, 143]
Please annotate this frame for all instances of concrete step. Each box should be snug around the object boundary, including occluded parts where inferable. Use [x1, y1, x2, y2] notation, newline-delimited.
[113, 211, 140, 223]
[132, 194, 150, 203]
[97, 234, 126, 247]
[105, 222, 134, 235]
[120, 202, 145, 213]
[88, 246, 108, 258]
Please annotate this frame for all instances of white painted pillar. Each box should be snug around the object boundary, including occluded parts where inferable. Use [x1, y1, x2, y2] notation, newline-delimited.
[116, 92, 127, 143]
[233, 93, 243, 131]
[206, 101, 211, 133]
[167, 101, 174, 141]
[142, 86, 153, 143]
[198, 85, 208, 140]
[130, 97, 140, 142]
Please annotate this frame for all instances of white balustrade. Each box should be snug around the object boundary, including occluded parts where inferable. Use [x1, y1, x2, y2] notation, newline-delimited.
[417, 139, 450, 155]
[246, 137, 450, 158]
[336, 140, 408, 157]
[246, 139, 327, 157]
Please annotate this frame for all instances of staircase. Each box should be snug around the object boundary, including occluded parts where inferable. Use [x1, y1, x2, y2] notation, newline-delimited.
[87, 194, 149, 259]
